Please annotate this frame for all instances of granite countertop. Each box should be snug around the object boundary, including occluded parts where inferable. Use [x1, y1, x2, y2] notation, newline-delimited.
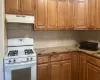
[35, 46, 100, 58]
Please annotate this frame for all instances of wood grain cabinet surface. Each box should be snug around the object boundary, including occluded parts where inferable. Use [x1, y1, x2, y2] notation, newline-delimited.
[51, 60, 71, 80]
[74, 0, 88, 30]
[5, 0, 34, 15]
[88, 0, 96, 29]
[79, 53, 86, 80]
[86, 63, 100, 80]
[61, 60, 71, 80]
[38, 63, 50, 80]
[96, 0, 100, 29]
[37, 52, 100, 80]
[6, 0, 21, 14]
[72, 52, 80, 80]
[5, 0, 100, 30]
[35, 0, 47, 29]
[51, 62, 61, 80]
[37, 53, 72, 80]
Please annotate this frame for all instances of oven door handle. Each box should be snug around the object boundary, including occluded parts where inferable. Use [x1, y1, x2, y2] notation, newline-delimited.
[4, 61, 36, 67]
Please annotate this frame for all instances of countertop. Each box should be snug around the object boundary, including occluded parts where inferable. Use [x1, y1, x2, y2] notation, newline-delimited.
[35, 46, 100, 58]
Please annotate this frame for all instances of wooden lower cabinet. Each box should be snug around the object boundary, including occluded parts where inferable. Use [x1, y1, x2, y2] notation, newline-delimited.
[51, 60, 71, 80]
[61, 60, 71, 80]
[38, 52, 100, 80]
[51, 62, 61, 80]
[38, 53, 72, 80]
[37, 63, 50, 80]
[86, 63, 100, 80]
[72, 52, 87, 80]
[72, 52, 80, 80]
[79, 53, 86, 80]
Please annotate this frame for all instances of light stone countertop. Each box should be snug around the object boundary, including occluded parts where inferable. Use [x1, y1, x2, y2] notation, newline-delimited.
[35, 46, 100, 58]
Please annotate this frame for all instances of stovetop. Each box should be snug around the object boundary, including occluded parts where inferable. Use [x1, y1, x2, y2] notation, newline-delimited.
[7, 49, 34, 57]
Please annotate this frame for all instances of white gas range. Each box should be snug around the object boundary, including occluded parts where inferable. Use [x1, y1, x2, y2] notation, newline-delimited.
[4, 38, 37, 80]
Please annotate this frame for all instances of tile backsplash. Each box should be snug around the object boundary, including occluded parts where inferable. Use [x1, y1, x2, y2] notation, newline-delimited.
[6, 23, 79, 48]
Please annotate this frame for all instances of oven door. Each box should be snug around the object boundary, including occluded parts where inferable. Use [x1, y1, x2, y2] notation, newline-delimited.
[4, 61, 36, 80]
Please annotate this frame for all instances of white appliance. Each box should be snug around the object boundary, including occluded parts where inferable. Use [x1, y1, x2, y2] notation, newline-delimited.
[4, 38, 37, 80]
[6, 14, 34, 24]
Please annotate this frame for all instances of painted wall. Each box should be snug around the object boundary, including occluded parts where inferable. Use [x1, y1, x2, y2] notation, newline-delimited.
[78, 30, 100, 48]
[7, 23, 79, 48]
[0, 0, 7, 80]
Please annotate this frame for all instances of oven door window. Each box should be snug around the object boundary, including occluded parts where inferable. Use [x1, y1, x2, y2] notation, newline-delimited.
[12, 68, 31, 80]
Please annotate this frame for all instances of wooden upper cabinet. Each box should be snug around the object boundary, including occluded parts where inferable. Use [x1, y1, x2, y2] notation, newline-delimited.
[5, 0, 34, 15]
[38, 64, 50, 80]
[6, 0, 21, 14]
[47, 0, 57, 29]
[61, 60, 71, 80]
[74, 0, 88, 29]
[51, 62, 61, 80]
[21, 0, 34, 15]
[96, 0, 100, 29]
[67, 0, 74, 29]
[35, 0, 47, 29]
[86, 63, 100, 80]
[57, 0, 68, 29]
[88, 0, 96, 29]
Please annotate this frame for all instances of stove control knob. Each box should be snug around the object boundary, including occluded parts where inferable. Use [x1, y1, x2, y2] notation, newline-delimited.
[31, 57, 33, 61]
[27, 58, 29, 61]
[13, 59, 16, 63]
[9, 60, 11, 63]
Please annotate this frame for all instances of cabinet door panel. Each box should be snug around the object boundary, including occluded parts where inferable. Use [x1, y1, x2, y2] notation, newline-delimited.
[6, 0, 20, 14]
[58, 0, 67, 29]
[96, 0, 100, 29]
[74, 0, 88, 29]
[38, 64, 50, 80]
[87, 63, 100, 80]
[61, 60, 71, 80]
[79, 53, 86, 80]
[67, 0, 74, 29]
[72, 52, 79, 80]
[47, 0, 57, 29]
[21, 0, 34, 15]
[88, 0, 96, 28]
[35, 0, 47, 29]
[51, 62, 61, 80]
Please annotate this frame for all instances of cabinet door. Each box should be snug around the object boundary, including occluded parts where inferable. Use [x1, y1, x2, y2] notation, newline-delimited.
[96, 0, 100, 29]
[47, 0, 57, 29]
[51, 62, 61, 80]
[35, 0, 47, 29]
[86, 63, 100, 80]
[74, 0, 88, 30]
[61, 60, 71, 80]
[79, 53, 86, 80]
[38, 64, 50, 80]
[58, 0, 68, 29]
[88, 0, 96, 29]
[67, 0, 74, 29]
[5, 0, 20, 14]
[72, 52, 79, 80]
[21, 0, 34, 15]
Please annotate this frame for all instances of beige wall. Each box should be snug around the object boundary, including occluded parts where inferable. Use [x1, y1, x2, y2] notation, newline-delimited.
[7, 23, 79, 48]
[0, 0, 7, 80]
[78, 30, 100, 48]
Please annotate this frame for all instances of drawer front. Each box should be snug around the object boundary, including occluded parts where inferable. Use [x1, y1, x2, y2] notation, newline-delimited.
[60, 53, 71, 60]
[38, 56, 49, 64]
[50, 54, 61, 62]
[87, 55, 100, 67]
